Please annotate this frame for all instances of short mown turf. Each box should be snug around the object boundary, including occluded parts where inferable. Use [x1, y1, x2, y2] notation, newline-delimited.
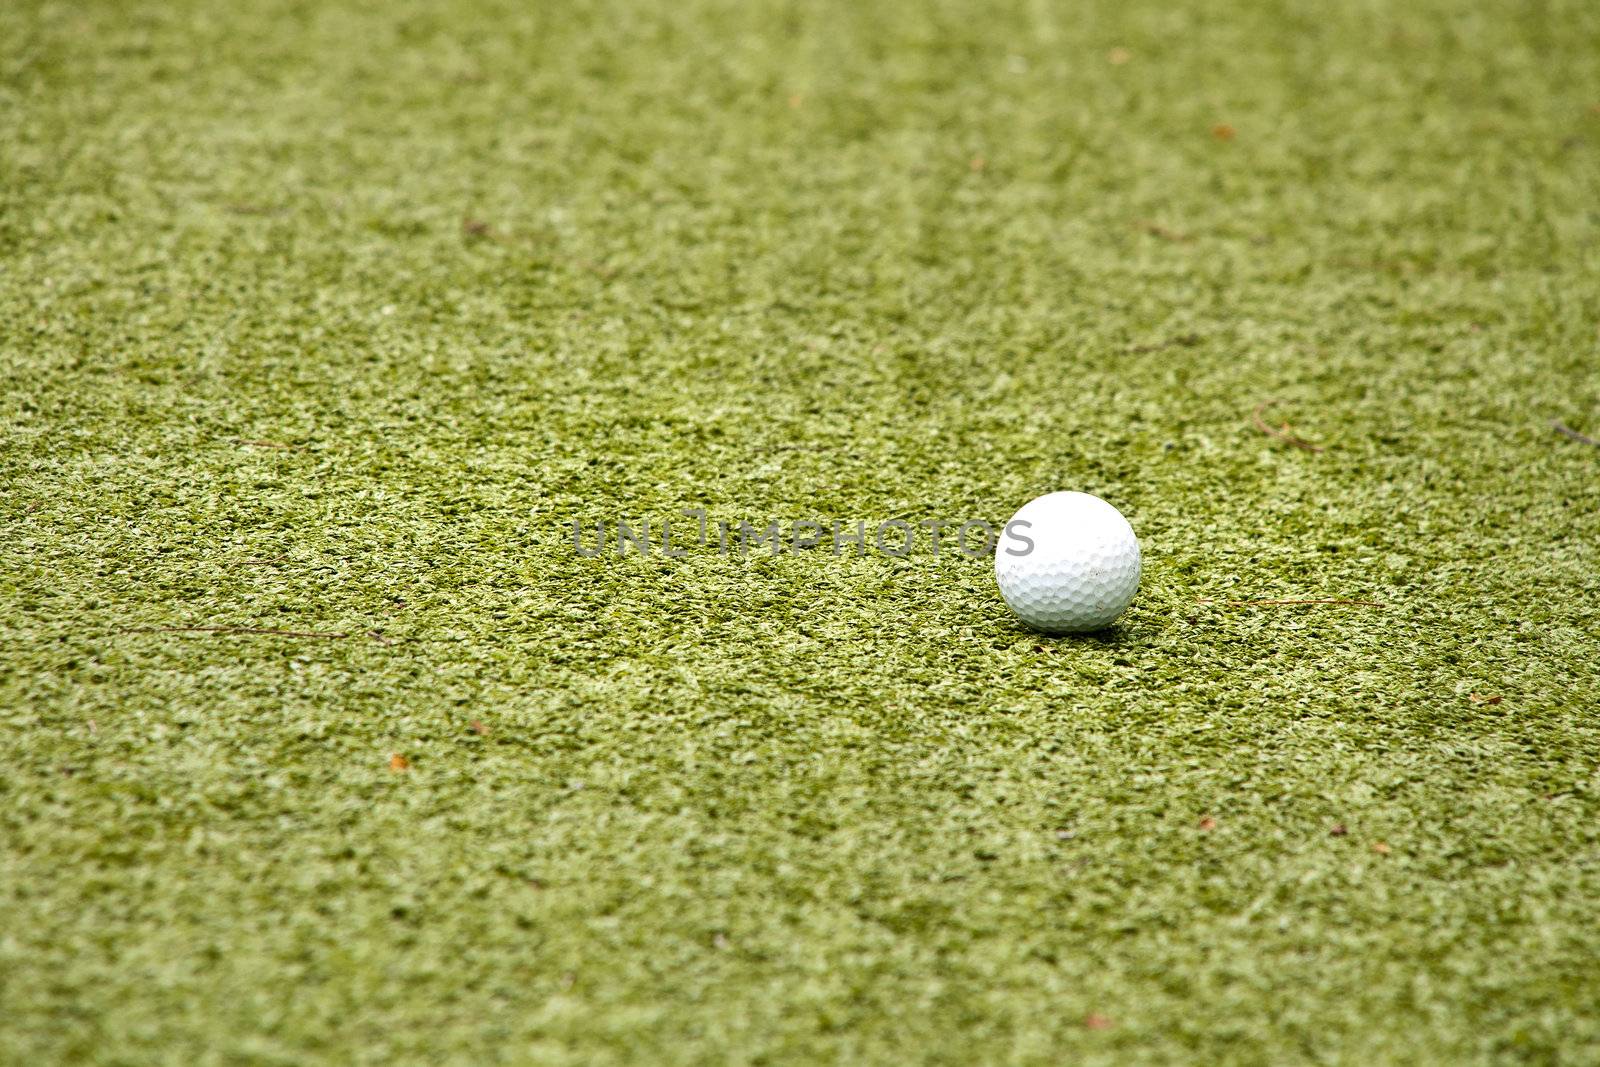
[3, 0, 1599, 1062]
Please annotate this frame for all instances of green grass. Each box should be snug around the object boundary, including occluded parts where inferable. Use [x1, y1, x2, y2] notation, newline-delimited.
[4, 0, 1600, 1062]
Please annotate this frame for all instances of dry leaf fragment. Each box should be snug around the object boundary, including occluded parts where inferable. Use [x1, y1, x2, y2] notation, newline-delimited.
[1372, 841, 1391, 855]
[1329, 823, 1348, 837]
[1085, 1013, 1115, 1030]
[469, 720, 490, 735]
[787, 93, 804, 109]
[1108, 47, 1132, 65]
[1212, 123, 1237, 141]
[969, 155, 987, 172]
[1469, 693, 1503, 705]
[389, 753, 411, 772]
[1198, 816, 1217, 831]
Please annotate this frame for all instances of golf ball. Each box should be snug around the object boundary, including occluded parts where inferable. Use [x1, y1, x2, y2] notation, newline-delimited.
[994, 491, 1141, 633]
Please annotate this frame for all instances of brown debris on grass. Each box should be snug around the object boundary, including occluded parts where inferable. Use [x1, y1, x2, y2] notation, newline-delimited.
[1251, 400, 1324, 453]
[1135, 219, 1191, 242]
[1552, 420, 1600, 448]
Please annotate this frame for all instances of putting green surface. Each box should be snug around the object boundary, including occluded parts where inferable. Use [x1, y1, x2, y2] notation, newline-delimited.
[4, 0, 1600, 1062]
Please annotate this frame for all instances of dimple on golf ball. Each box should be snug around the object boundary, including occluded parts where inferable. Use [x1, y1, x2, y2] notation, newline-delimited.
[994, 492, 1141, 633]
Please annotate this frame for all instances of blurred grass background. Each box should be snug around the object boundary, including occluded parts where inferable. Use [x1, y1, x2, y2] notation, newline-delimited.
[3, 0, 1599, 1062]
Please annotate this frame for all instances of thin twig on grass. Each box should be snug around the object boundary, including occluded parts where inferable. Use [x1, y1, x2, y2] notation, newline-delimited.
[1197, 598, 1386, 608]
[1552, 420, 1600, 448]
[120, 626, 351, 639]
[1251, 400, 1324, 453]
[228, 438, 303, 450]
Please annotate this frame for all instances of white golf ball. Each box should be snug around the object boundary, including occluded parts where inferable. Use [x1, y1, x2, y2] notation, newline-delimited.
[994, 492, 1141, 633]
